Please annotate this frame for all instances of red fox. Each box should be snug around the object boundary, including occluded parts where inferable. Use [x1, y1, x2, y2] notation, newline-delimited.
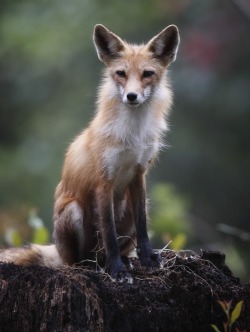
[0, 24, 180, 282]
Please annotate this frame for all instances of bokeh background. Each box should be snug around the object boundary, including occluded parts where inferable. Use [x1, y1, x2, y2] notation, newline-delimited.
[0, 0, 249, 281]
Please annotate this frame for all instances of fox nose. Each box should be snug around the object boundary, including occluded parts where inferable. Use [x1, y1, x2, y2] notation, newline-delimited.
[127, 92, 138, 102]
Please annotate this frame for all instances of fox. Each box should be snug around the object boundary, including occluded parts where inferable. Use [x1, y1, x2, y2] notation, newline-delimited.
[0, 24, 180, 282]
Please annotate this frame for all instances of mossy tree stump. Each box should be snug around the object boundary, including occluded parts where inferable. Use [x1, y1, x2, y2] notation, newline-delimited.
[0, 251, 249, 332]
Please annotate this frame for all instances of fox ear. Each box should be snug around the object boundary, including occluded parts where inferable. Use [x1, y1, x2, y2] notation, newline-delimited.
[93, 24, 125, 65]
[148, 25, 180, 65]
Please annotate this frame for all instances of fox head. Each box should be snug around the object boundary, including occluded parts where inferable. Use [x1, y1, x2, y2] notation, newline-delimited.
[93, 24, 180, 107]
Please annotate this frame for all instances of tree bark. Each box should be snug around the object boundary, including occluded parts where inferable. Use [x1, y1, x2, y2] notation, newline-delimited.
[0, 250, 249, 332]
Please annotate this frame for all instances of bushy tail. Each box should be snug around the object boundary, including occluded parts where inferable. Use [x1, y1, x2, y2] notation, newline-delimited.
[0, 244, 62, 268]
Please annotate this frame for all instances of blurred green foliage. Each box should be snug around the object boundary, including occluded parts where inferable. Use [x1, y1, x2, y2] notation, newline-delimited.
[0, 0, 250, 280]
[1, 209, 49, 247]
[5, 228, 23, 247]
[150, 183, 190, 250]
[32, 226, 49, 245]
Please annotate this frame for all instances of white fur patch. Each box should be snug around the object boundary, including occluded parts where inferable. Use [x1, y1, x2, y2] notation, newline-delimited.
[100, 102, 167, 147]
[103, 145, 138, 191]
[102, 138, 161, 194]
[32, 244, 63, 268]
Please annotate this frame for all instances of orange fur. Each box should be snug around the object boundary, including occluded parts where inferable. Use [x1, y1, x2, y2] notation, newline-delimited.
[53, 24, 180, 282]
[0, 24, 180, 282]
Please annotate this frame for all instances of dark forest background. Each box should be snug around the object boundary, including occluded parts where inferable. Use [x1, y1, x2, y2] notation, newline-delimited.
[0, 0, 249, 280]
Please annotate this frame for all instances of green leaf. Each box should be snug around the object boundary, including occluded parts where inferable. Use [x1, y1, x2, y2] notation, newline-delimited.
[32, 226, 49, 245]
[231, 300, 243, 325]
[11, 230, 23, 247]
[210, 324, 221, 332]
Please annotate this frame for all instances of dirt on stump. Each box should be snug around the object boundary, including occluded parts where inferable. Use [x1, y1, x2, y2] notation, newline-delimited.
[0, 250, 249, 332]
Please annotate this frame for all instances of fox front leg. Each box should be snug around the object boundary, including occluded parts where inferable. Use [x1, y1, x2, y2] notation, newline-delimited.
[129, 171, 162, 268]
[96, 185, 133, 283]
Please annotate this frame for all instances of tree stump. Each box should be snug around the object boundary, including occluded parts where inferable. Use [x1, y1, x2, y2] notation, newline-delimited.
[0, 250, 249, 332]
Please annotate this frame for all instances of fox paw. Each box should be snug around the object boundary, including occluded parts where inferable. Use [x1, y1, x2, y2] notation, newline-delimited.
[110, 270, 133, 284]
[138, 248, 162, 269]
[109, 260, 133, 284]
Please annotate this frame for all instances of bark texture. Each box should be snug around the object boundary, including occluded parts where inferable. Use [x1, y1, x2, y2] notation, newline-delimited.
[0, 251, 249, 332]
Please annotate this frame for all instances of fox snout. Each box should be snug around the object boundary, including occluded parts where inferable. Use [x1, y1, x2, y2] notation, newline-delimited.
[122, 89, 151, 107]
[122, 89, 145, 106]
[119, 80, 152, 107]
[126, 92, 138, 102]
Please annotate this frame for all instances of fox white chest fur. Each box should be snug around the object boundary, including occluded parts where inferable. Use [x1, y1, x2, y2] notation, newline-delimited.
[99, 103, 166, 193]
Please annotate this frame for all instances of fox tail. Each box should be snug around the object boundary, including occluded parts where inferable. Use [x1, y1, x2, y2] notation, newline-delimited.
[0, 244, 62, 268]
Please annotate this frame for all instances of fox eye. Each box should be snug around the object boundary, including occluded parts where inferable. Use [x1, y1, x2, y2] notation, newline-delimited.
[116, 70, 126, 77]
[143, 70, 155, 78]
